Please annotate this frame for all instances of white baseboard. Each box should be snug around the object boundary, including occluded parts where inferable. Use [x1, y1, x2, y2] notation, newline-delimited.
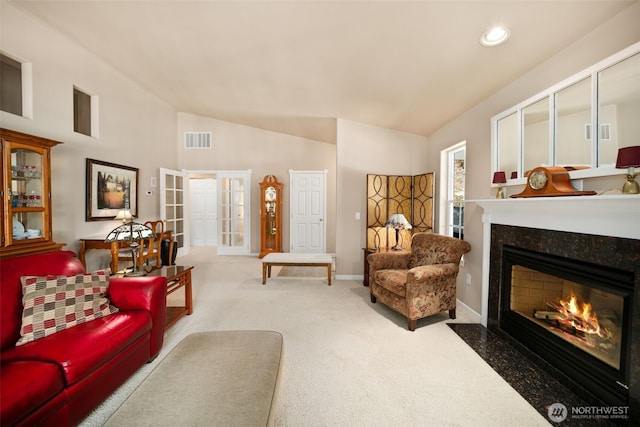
[456, 298, 481, 323]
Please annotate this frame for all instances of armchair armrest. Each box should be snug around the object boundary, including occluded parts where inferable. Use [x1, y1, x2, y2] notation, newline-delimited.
[406, 263, 460, 301]
[108, 276, 167, 359]
[368, 252, 411, 284]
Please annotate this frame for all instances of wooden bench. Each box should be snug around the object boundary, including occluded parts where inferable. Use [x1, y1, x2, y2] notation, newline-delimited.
[262, 253, 332, 286]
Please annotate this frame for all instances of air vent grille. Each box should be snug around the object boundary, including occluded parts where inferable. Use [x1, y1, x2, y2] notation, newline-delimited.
[584, 124, 611, 141]
[185, 131, 212, 149]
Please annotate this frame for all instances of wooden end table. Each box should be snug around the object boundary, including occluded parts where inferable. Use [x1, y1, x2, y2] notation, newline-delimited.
[113, 265, 193, 331]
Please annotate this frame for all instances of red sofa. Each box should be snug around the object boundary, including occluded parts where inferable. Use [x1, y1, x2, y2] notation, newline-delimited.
[0, 251, 167, 426]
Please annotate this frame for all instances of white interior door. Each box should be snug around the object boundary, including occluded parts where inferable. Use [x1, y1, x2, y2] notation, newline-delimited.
[289, 169, 326, 253]
[160, 168, 189, 257]
[217, 170, 251, 255]
[189, 178, 217, 247]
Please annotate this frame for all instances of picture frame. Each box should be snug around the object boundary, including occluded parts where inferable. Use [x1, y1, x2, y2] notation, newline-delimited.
[86, 158, 138, 221]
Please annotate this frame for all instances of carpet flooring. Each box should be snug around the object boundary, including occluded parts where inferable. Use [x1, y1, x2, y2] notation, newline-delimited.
[278, 265, 327, 277]
[80, 248, 552, 427]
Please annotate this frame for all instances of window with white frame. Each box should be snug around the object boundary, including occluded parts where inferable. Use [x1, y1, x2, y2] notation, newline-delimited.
[1, 54, 22, 116]
[445, 143, 466, 240]
[73, 86, 99, 138]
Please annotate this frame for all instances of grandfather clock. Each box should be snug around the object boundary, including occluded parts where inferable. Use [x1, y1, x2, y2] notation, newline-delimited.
[259, 175, 283, 258]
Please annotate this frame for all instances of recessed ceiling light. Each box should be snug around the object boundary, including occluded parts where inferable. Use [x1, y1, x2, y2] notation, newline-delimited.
[480, 26, 511, 47]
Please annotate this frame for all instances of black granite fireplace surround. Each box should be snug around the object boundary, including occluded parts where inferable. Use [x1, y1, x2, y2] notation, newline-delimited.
[487, 224, 640, 422]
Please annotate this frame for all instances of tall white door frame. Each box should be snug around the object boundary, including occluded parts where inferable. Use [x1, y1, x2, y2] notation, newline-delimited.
[289, 169, 327, 253]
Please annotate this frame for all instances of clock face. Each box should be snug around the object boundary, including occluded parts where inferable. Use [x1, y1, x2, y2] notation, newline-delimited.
[265, 186, 277, 201]
[528, 170, 548, 190]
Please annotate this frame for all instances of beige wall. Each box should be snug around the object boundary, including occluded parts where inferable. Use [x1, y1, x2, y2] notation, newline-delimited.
[1, 3, 178, 256]
[336, 119, 429, 278]
[424, 2, 640, 315]
[177, 113, 337, 254]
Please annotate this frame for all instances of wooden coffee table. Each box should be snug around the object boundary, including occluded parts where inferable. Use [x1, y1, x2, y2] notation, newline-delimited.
[114, 265, 193, 330]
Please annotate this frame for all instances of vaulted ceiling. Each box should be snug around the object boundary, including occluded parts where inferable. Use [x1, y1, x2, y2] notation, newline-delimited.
[9, 0, 638, 143]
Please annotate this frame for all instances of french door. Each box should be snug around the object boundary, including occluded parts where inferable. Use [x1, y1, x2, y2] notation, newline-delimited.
[160, 168, 189, 257]
[217, 170, 251, 255]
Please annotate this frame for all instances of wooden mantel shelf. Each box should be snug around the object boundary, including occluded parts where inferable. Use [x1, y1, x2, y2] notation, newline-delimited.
[468, 194, 640, 240]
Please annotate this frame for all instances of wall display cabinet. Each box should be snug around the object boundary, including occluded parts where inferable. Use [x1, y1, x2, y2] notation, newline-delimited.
[366, 173, 434, 251]
[1, 128, 64, 257]
[259, 174, 283, 258]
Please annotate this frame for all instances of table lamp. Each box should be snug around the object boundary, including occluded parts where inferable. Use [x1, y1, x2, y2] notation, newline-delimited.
[114, 209, 133, 223]
[492, 171, 507, 199]
[105, 222, 155, 276]
[385, 213, 412, 251]
[615, 145, 640, 194]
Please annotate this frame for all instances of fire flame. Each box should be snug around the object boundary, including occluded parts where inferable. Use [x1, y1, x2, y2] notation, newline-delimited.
[555, 294, 612, 339]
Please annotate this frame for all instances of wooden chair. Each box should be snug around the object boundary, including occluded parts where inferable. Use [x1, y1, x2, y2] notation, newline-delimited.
[117, 220, 165, 269]
[140, 220, 165, 266]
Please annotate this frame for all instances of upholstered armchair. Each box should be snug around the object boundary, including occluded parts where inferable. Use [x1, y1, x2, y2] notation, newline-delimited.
[368, 232, 471, 331]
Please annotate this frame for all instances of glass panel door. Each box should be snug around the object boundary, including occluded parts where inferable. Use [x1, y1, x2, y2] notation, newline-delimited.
[217, 171, 251, 255]
[10, 145, 46, 244]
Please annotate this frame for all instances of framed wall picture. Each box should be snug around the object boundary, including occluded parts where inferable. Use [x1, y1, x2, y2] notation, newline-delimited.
[86, 158, 138, 221]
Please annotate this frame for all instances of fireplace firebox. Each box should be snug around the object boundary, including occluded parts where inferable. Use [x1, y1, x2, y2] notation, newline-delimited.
[486, 224, 640, 420]
[500, 245, 633, 406]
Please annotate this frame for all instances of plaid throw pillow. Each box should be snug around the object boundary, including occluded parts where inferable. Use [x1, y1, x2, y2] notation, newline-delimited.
[17, 270, 119, 346]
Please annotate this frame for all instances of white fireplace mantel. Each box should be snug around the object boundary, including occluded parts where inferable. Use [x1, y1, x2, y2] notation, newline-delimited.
[472, 194, 640, 240]
[470, 194, 640, 326]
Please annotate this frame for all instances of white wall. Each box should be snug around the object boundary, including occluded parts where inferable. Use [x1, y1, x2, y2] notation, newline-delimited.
[336, 119, 429, 278]
[424, 2, 640, 314]
[1, 3, 178, 255]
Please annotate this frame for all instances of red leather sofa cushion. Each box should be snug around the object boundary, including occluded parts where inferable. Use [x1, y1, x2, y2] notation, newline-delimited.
[0, 360, 65, 426]
[1, 251, 85, 350]
[2, 310, 151, 386]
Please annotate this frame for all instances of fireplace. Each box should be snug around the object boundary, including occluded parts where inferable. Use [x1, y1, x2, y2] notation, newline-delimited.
[499, 244, 634, 406]
[484, 222, 640, 419]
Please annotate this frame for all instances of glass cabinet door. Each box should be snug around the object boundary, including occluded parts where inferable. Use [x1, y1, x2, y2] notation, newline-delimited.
[9, 144, 47, 244]
[1, 128, 61, 257]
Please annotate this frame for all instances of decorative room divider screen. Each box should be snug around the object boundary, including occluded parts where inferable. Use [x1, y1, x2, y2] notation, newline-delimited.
[366, 173, 434, 251]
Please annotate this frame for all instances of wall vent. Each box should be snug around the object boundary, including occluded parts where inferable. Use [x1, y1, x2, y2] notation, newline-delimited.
[184, 131, 212, 149]
[584, 124, 611, 141]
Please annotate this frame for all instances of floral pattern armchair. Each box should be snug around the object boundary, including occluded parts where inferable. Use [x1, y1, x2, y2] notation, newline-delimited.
[368, 232, 471, 331]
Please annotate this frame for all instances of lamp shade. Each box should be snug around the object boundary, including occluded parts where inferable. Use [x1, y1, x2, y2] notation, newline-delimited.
[615, 146, 640, 168]
[384, 213, 412, 230]
[105, 222, 155, 243]
[492, 171, 507, 184]
[114, 209, 133, 222]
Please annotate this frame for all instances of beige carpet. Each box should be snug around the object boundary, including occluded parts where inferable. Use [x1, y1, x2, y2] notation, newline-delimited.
[80, 248, 550, 427]
[277, 266, 327, 277]
[104, 331, 282, 427]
